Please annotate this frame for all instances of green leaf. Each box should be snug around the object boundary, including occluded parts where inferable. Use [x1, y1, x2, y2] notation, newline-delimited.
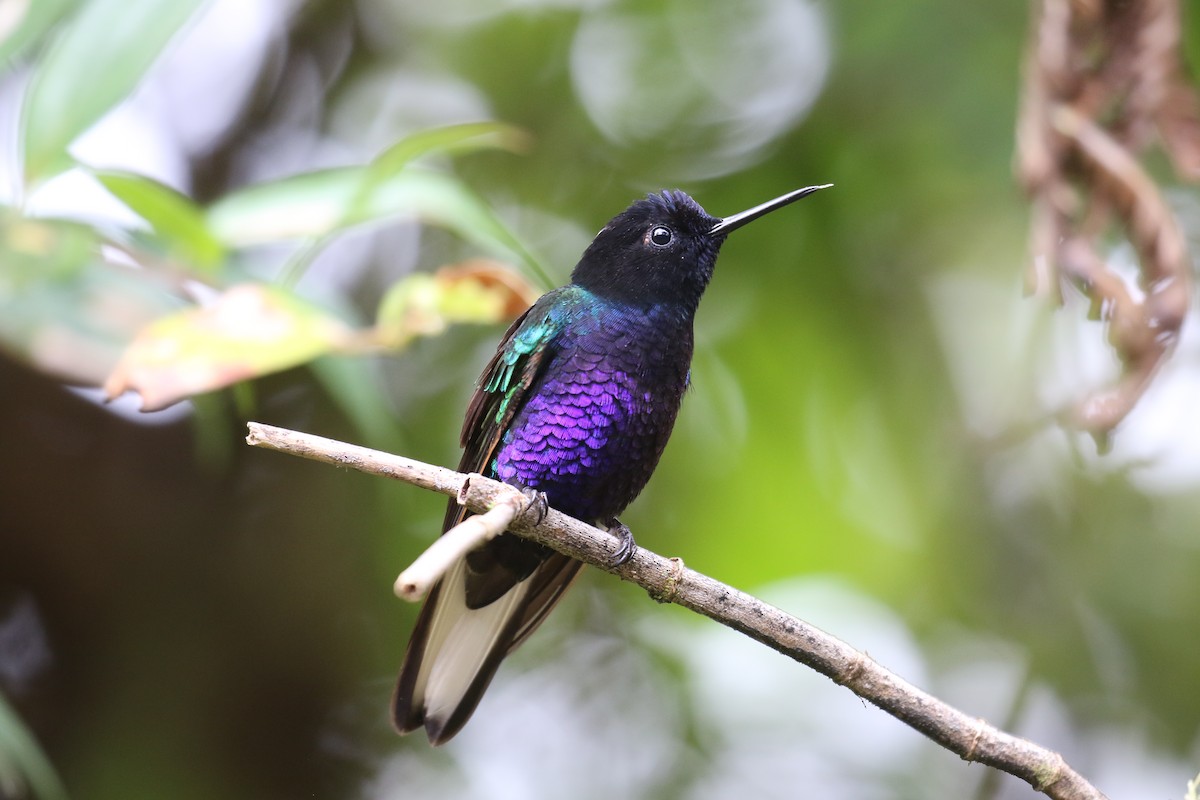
[364, 170, 546, 284]
[207, 166, 550, 287]
[94, 170, 226, 272]
[205, 167, 363, 245]
[369, 121, 530, 176]
[0, 0, 80, 64]
[344, 121, 531, 247]
[21, 0, 208, 182]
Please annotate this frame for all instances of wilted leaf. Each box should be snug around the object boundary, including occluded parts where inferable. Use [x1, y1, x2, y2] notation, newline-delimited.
[374, 260, 539, 347]
[21, 0, 207, 182]
[95, 170, 226, 271]
[1157, 80, 1200, 179]
[104, 284, 353, 411]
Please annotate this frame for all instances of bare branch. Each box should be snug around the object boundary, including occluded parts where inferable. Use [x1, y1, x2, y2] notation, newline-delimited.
[246, 422, 1110, 800]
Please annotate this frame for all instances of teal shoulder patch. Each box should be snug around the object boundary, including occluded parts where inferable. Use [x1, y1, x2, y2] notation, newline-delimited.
[481, 287, 578, 395]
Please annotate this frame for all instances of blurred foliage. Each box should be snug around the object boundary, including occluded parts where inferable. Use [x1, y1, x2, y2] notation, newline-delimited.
[1, 12, 543, 418]
[0, 692, 66, 800]
[1, 1, 1199, 799]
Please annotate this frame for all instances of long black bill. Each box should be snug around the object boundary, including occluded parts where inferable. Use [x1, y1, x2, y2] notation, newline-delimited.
[709, 183, 832, 236]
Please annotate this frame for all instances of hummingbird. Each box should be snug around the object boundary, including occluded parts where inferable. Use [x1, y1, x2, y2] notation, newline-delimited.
[392, 184, 830, 744]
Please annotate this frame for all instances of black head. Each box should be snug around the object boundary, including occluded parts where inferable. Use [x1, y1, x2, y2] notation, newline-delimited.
[570, 190, 719, 310]
[570, 185, 830, 312]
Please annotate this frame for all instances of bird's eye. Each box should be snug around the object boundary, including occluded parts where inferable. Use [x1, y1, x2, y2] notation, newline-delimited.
[648, 226, 673, 247]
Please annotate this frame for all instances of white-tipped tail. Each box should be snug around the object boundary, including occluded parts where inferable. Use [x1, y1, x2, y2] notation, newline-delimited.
[393, 551, 582, 744]
[409, 560, 531, 730]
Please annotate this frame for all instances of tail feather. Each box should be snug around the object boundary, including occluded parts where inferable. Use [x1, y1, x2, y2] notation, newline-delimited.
[392, 552, 582, 744]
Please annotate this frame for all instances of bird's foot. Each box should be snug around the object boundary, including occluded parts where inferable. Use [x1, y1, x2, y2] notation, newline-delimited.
[603, 517, 636, 567]
[518, 486, 550, 526]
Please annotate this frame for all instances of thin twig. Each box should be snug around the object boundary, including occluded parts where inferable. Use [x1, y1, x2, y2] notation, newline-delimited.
[245, 422, 1109, 800]
[394, 482, 526, 600]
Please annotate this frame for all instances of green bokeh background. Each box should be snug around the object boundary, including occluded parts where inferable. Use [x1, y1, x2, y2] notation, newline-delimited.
[2, 1, 1199, 798]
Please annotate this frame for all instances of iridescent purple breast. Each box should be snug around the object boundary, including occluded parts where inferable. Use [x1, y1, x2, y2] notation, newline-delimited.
[491, 306, 692, 523]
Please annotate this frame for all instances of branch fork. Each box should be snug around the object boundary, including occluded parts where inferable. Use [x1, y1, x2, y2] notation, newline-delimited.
[394, 475, 539, 601]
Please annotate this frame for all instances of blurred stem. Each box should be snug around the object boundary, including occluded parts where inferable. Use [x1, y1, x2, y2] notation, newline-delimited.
[190, 392, 238, 473]
[277, 235, 329, 289]
[0, 693, 69, 800]
[246, 422, 1111, 800]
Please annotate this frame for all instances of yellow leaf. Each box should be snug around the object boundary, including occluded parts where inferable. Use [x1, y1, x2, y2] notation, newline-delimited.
[104, 284, 351, 411]
[375, 260, 539, 348]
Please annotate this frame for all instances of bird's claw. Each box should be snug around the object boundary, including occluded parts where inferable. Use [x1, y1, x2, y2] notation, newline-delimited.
[604, 518, 636, 567]
[519, 486, 549, 526]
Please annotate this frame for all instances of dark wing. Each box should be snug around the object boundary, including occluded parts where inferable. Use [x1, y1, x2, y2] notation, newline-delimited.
[392, 288, 585, 744]
[448, 295, 555, 528]
[454, 293, 576, 606]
